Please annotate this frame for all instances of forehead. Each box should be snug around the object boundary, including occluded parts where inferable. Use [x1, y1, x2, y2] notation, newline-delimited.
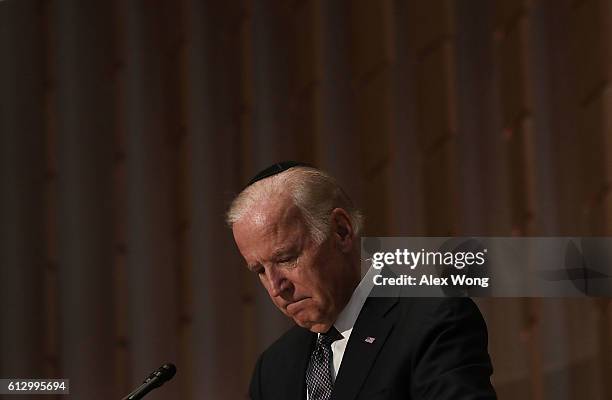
[232, 195, 308, 260]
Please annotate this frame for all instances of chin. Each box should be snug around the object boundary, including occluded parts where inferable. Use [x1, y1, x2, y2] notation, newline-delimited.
[291, 312, 313, 328]
[289, 306, 333, 332]
[308, 322, 333, 333]
[292, 319, 312, 329]
[292, 314, 320, 331]
[293, 315, 332, 333]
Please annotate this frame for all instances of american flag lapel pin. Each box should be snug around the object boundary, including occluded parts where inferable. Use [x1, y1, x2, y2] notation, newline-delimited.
[364, 336, 376, 344]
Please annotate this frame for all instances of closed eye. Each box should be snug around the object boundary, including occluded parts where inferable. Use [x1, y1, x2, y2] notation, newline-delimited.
[247, 264, 265, 275]
[276, 255, 298, 267]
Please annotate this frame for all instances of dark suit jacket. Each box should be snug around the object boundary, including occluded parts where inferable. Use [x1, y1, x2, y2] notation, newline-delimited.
[249, 295, 496, 400]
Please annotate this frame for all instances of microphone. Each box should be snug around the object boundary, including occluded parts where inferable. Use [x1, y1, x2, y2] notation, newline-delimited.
[121, 363, 177, 400]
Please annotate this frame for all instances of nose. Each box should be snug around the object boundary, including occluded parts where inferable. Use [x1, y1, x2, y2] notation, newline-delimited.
[266, 266, 290, 297]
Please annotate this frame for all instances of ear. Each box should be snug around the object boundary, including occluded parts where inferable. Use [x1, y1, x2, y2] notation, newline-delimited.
[330, 208, 354, 252]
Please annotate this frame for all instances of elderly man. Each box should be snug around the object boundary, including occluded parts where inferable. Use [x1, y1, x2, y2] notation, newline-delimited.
[227, 162, 496, 400]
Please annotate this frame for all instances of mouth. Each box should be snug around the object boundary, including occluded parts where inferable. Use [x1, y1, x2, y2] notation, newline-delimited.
[285, 297, 310, 314]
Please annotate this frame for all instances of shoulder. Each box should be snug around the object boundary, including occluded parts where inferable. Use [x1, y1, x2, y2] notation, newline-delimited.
[391, 296, 485, 321]
[265, 324, 312, 351]
[391, 297, 491, 364]
[258, 325, 314, 365]
[378, 297, 489, 354]
[249, 325, 314, 399]
[395, 297, 488, 338]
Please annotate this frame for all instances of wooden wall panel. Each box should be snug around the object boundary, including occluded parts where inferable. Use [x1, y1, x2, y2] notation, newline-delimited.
[0, 1, 610, 399]
[0, 0, 46, 381]
[52, 0, 118, 397]
[118, 1, 183, 399]
[349, 0, 394, 235]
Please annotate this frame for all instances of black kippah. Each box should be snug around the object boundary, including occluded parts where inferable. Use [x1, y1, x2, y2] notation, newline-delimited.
[245, 161, 313, 188]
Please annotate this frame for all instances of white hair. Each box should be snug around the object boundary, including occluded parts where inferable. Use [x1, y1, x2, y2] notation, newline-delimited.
[226, 167, 363, 244]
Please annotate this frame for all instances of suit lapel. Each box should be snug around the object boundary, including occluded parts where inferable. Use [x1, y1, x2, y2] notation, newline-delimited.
[331, 295, 398, 400]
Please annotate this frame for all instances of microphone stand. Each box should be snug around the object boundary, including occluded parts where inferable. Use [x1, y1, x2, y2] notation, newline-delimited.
[121, 363, 176, 400]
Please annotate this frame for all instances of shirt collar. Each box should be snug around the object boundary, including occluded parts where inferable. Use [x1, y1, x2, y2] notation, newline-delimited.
[333, 265, 377, 335]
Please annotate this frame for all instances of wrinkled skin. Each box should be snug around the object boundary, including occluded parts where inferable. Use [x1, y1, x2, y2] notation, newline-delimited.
[232, 195, 360, 333]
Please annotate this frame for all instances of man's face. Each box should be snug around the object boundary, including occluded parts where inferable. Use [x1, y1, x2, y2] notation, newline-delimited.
[232, 195, 354, 333]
